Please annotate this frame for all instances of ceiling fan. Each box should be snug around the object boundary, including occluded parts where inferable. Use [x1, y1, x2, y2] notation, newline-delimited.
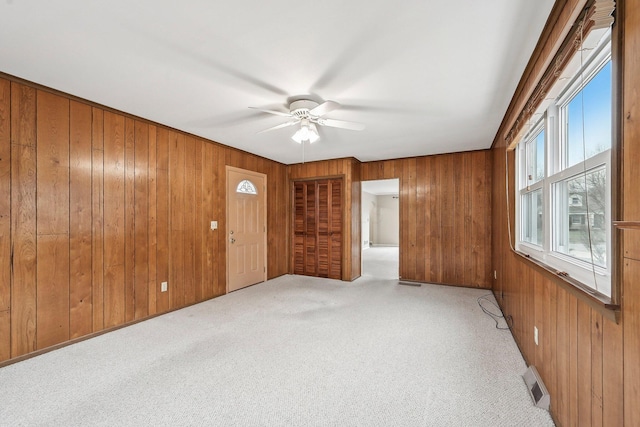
[250, 99, 365, 144]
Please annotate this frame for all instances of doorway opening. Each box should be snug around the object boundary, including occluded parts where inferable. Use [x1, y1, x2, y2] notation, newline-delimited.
[361, 179, 399, 279]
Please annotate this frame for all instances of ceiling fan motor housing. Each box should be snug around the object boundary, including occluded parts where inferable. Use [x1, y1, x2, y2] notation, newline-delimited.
[290, 100, 319, 119]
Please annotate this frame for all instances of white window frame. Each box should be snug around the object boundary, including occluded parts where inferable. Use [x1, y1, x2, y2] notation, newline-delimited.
[516, 33, 612, 298]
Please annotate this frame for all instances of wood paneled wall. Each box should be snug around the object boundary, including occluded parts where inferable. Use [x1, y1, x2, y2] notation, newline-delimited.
[490, 0, 638, 425]
[0, 77, 289, 363]
[361, 151, 492, 288]
[288, 158, 361, 280]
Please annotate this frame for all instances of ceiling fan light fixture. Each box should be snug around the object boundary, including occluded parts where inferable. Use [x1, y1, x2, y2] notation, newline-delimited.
[291, 120, 319, 144]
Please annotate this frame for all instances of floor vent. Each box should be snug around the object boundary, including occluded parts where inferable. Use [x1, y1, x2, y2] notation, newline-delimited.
[398, 281, 421, 287]
[523, 366, 550, 410]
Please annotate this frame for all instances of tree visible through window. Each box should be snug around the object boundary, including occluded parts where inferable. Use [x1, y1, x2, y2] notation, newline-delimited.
[516, 34, 612, 298]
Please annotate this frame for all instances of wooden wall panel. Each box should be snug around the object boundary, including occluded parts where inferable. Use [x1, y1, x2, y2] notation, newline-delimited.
[193, 139, 203, 302]
[361, 151, 492, 288]
[147, 125, 157, 316]
[623, 260, 640, 427]
[91, 107, 105, 332]
[36, 91, 70, 349]
[0, 79, 10, 361]
[0, 310, 9, 362]
[134, 121, 149, 320]
[490, 1, 632, 426]
[69, 100, 93, 339]
[213, 145, 225, 296]
[124, 118, 135, 323]
[169, 131, 185, 308]
[0, 81, 9, 336]
[350, 158, 361, 280]
[183, 136, 196, 305]
[103, 111, 126, 328]
[0, 75, 289, 365]
[155, 127, 170, 313]
[201, 142, 215, 300]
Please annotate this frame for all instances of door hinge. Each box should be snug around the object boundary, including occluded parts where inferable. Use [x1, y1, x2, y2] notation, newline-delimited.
[264, 266, 266, 272]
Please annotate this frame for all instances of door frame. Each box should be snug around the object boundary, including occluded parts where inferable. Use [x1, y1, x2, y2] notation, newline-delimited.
[226, 166, 268, 293]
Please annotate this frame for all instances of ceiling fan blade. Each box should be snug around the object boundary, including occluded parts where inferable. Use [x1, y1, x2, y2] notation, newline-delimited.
[256, 120, 300, 134]
[249, 107, 293, 118]
[316, 117, 365, 131]
[309, 100, 340, 117]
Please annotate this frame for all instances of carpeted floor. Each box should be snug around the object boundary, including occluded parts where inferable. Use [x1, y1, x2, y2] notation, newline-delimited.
[0, 252, 554, 426]
[362, 246, 399, 279]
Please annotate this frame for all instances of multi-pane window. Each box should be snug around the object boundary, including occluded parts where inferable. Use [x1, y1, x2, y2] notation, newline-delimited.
[519, 125, 545, 247]
[516, 35, 612, 298]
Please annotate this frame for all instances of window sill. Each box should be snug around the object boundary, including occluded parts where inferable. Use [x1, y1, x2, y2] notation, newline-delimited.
[513, 250, 620, 323]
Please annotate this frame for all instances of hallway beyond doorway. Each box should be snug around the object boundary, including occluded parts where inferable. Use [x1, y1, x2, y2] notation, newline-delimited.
[362, 246, 399, 280]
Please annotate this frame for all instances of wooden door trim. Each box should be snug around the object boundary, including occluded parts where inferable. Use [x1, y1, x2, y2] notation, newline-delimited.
[225, 166, 267, 293]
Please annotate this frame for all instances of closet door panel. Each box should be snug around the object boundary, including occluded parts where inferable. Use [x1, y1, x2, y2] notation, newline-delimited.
[329, 179, 342, 279]
[292, 178, 342, 279]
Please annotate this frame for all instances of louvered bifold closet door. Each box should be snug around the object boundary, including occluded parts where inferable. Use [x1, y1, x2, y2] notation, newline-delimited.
[317, 180, 330, 277]
[329, 179, 342, 279]
[304, 182, 317, 276]
[293, 182, 306, 275]
[292, 179, 342, 279]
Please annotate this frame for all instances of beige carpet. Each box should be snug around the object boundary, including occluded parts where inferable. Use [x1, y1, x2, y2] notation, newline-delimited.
[0, 270, 554, 426]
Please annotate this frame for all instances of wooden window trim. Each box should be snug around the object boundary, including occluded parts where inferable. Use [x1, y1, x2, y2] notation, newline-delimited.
[513, 250, 620, 323]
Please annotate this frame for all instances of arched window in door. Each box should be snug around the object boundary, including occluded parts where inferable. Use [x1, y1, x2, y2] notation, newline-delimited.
[236, 179, 257, 195]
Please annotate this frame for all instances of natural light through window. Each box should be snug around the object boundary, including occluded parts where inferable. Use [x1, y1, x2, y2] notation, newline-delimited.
[236, 179, 257, 195]
[516, 31, 612, 298]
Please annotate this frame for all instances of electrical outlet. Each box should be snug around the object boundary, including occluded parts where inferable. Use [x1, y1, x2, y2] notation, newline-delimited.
[534, 326, 539, 346]
[161, 281, 168, 292]
[494, 270, 497, 279]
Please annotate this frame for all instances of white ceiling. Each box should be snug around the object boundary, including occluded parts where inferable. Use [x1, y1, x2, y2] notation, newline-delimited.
[0, 0, 555, 165]
[362, 179, 399, 196]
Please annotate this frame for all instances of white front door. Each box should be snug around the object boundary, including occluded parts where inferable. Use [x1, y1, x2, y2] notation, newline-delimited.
[226, 166, 267, 292]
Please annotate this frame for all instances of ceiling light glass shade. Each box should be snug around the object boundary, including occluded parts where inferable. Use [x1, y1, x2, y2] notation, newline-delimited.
[292, 122, 319, 144]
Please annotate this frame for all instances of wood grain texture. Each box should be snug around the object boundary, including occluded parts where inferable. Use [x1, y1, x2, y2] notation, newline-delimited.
[213, 145, 225, 296]
[0, 75, 291, 364]
[147, 125, 157, 316]
[155, 127, 170, 313]
[91, 107, 105, 332]
[193, 139, 203, 302]
[602, 316, 623, 427]
[349, 158, 361, 280]
[0, 79, 9, 361]
[361, 151, 492, 287]
[10, 83, 37, 357]
[0, 309, 9, 362]
[103, 111, 125, 328]
[289, 158, 356, 281]
[183, 136, 196, 305]
[69, 100, 93, 339]
[169, 131, 185, 308]
[624, 258, 640, 427]
[36, 91, 70, 350]
[0, 79, 10, 318]
[201, 141, 215, 300]
[490, 1, 635, 425]
[124, 118, 135, 323]
[134, 120, 149, 320]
